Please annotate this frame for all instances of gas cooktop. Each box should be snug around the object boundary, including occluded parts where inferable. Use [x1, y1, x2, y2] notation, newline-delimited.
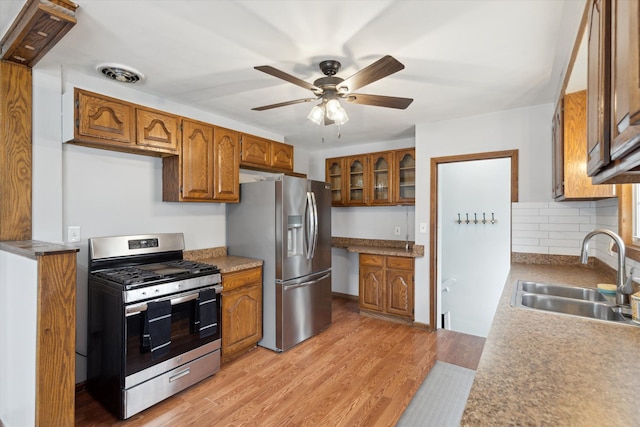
[94, 260, 219, 286]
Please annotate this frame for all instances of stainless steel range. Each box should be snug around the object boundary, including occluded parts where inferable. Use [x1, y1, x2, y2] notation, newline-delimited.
[87, 233, 222, 419]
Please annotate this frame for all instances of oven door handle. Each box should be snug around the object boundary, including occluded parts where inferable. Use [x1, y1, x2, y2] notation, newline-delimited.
[125, 285, 221, 317]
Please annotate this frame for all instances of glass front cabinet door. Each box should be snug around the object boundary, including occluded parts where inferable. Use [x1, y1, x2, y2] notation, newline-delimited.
[394, 149, 415, 205]
[370, 152, 393, 205]
[346, 155, 368, 205]
[325, 157, 346, 206]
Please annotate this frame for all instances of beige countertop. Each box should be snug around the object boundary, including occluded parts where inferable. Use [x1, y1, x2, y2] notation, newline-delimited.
[461, 263, 640, 425]
[331, 237, 424, 258]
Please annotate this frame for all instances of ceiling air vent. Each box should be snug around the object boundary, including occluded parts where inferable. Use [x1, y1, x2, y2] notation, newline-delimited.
[97, 63, 144, 83]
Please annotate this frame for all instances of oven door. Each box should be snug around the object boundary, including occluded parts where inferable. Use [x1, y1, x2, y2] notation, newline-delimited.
[124, 286, 221, 380]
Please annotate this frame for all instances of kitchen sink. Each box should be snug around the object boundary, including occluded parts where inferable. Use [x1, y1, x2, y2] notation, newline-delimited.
[511, 280, 636, 324]
[518, 294, 626, 321]
[519, 281, 608, 301]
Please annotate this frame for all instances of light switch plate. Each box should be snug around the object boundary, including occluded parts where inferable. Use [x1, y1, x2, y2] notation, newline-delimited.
[67, 226, 81, 243]
[419, 222, 427, 233]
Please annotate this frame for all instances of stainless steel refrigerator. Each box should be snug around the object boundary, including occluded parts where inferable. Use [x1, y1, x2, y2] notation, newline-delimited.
[226, 175, 332, 352]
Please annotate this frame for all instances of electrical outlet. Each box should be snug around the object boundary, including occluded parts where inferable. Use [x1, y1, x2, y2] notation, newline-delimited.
[419, 222, 427, 233]
[67, 226, 81, 243]
[394, 226, 401, 236]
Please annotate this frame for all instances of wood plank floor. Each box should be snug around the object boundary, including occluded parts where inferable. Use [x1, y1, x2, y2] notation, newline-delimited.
[75, 297, 485, 426]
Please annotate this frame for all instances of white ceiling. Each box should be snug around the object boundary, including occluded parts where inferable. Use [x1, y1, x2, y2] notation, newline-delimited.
[1, 0, 586, 152]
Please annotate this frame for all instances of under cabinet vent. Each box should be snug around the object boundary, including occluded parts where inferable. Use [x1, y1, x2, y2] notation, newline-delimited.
[97, 63, 144, 84]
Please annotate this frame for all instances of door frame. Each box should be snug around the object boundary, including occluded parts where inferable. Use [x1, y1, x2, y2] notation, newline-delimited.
[429, 150, 519, 330]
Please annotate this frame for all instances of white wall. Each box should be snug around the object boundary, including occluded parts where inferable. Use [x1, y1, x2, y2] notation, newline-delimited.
[31, 66, 293, 383]
[415, 104, 554, 325]
[0, 251, 37, 427]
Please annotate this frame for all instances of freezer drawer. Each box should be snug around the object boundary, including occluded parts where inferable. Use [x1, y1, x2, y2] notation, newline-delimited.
[276, 270, 332, 351]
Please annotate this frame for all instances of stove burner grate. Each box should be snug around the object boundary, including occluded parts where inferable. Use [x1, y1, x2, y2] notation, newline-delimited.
[95, 267, 162, 285]
[164, 260, 219, 274]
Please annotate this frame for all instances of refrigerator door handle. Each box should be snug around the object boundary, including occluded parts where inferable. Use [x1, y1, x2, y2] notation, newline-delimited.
[310, 191, 319, 259]
[283, 272, 331, 291]
[305, 191, 319, 259]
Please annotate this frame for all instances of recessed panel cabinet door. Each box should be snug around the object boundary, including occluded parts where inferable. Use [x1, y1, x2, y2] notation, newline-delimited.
[586, 0, 611, 175]
[271, 141, 294, 171]
[359, 267, 384, 312]
[135, 107, 180, 154]
[386, 269, 413, 318]
[181, 119, 215, 200]
[552, 99, 564, 199]
[213, 126, 240, 202]
[222, 285, 262, 358]
[76, 89, 135, 145]
[610, 0, 640, 160]
[240, 134, 271, 167]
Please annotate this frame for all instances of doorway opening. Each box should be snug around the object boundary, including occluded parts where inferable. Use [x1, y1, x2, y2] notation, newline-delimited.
[429, 150, 519, 334]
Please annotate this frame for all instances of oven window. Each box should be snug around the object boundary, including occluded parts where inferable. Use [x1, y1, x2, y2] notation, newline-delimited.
[125, 296, 219, 376]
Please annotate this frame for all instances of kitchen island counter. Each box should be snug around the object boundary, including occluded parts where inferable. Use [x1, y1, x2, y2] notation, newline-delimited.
[461, 263, 640, 425]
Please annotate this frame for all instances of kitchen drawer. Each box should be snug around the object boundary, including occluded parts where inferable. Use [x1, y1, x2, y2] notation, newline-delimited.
[386, 256, 413, 271]
[222, 266, 262, 292]
[360, 254, 384, 267]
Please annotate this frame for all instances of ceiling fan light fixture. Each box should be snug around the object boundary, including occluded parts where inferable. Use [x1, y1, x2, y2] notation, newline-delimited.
[307, 104, 325, 125]
[325, 99, 349, 125]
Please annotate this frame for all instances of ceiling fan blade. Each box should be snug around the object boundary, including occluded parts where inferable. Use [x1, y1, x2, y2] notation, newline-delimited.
[337, 56, 405, 92]
[255, 65, 321, 92]
[345, 93, 413, 109]
[252, 98, 317, 111]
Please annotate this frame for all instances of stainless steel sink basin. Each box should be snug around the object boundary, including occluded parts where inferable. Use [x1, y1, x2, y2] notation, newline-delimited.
[511, 280, 636, 325]
[519, 293, 626, 321]
[519, 281, 608, 301]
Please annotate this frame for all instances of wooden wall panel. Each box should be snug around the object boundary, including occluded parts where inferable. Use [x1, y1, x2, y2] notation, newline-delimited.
[36, 252, 76, 426]
[0, 60, 32, 240]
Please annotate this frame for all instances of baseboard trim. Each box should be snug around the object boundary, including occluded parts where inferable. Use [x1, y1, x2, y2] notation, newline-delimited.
[332, 291, 358, 302]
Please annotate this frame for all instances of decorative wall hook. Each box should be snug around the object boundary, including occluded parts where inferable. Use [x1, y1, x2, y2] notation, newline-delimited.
[454, 211, 497, 225]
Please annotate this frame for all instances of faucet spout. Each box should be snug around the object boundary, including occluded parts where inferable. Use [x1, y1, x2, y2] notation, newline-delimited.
[580, 229, 629, 306]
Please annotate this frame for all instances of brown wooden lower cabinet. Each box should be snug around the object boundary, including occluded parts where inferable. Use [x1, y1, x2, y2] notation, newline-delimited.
[359, 254, 414, 320]
[221, 266, 263, 362]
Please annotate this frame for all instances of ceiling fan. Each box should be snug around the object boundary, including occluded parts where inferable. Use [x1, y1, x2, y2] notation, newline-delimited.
[252, 55, 413, 126]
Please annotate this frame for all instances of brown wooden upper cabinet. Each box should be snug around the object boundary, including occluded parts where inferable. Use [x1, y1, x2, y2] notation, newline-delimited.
[136, 106, 180, 153]
[346, 155, 369, 205]
[586, 0, 640, 183]
[370, 151, 393, 205]
[163, 120, 240, 203]
[553, 91, 614, 200]
[326, 148, 415, 207]
[394, 148, 416, 205]
[240, 133, 294, 173]
[326, 157, 346, 206]
[68, 88, 179, 156]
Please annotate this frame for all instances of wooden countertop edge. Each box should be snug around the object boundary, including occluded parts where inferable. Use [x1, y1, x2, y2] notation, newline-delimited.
[0, 240, 79, 259]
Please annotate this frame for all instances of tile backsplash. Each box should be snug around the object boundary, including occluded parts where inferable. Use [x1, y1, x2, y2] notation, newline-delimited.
[512, 199, 618, 257]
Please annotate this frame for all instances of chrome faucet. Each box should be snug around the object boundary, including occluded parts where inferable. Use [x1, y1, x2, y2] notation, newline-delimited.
[580, 229, 632, 306]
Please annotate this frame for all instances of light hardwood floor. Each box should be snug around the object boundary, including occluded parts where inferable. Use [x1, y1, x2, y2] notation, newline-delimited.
[75, 297, 484, 426]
